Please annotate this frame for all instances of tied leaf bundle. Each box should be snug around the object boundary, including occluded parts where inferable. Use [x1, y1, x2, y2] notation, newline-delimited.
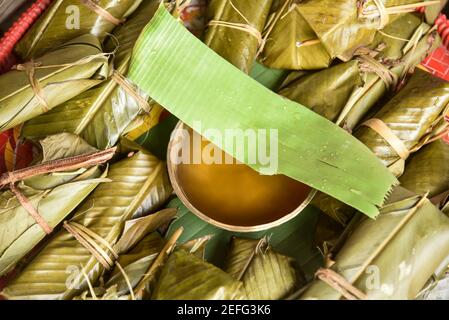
[0, 133, 112, 277]
[354, 69, 449, 173]
[314, 68, 449, 225]
[151, 249, 243, 300]
[1, 143, 172, 300]
[15, 0, 144, 60]
[224, 237, 305, 300]
[0, 34, 109, 133]
[204, 0, 274, 73]
[280, 13, 440, 130]
[400, 139, 449, 198]
[301, 187, 449, 300]
[21, 0, 162, 150]
[297, 0, 441, 61]
[259, 0, 332, 70]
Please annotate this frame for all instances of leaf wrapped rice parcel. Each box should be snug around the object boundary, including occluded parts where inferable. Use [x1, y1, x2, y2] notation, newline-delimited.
[301, 187, 449, 300]
[204, 0, 274, 73]
[297, 0, 441, 61]
[21, 0, 162, 149]
[151, 249, 243, 300]
[312, 68, 449, 225]
[0, 133, 112, 277]
[224, 237, 305, 300]
[15, 0, 143, 60]
[0, 34, 109, 133]
[259, 0, 332, 70]
[354, 69, 449, 173]
[279, 13, 439, 130]
[399, 140, 449, 198]
[0, 145, 172, 300]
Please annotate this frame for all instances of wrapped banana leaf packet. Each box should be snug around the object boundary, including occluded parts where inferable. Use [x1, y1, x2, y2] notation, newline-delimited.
[1, 0, 449, 302]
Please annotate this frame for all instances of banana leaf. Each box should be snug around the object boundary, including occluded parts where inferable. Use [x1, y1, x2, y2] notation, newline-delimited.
[301, 187, 449, 300]
[14, 0, 143, 60]
[0, 146, 172, 300]
[224, 237, 305, 300]
[399, 140, 449, 198]
[151, 249, 243, 300]
[0, 133, 109, 276]
[313, 67, 449, 225]
[204, 0, 274, 73]
[129, 5, 398, 219]
[72, 208, 177, 299]
[279, 13, 439, 130]
[259, 0, 332, 70]
[166, 198, 323, 280]
[0, 34, 109, 133]
[21, 0, 161, 149]
[354, 69, 449, 170]
[297, 0, 439, 61]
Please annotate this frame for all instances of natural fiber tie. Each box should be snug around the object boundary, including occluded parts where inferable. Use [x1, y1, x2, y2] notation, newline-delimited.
[14, 60, 50, 112]
[80, 0, 125, 26]
[111, 70, 151, 113]
[63, 221, 136, 299]
[356, 54, 398, 89]
[0, 147, 116, 234]
[208, 0, 263, 46]
[315, 268, 368, 300]
[362, 118, 410, 160]
[10, 183, 53, 234]
[360, 0, 441, 29]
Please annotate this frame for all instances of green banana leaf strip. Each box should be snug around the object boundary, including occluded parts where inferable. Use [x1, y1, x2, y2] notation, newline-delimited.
[151, 249, 243, 300]
[224, 237, 305, 300]
[301, 187, 449, 300]
[0, 147, 172, 300]
[165, 198, 323, 280]
[204, 0, 274, 73]
[259, 0, 332, 70]
[400, 140, 449, 198]
[14, 0, 143, 60]
[21, 0, 162, 149]
[0, 133, 109, 276]
[0, 34, 109, 133]
[128, 5, 397, 218]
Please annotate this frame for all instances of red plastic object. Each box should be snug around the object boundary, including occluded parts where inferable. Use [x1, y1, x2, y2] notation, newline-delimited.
[0, 0, 52, 71]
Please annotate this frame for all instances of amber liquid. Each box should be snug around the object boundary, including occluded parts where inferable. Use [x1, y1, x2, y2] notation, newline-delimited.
[175, 130, 311, 227]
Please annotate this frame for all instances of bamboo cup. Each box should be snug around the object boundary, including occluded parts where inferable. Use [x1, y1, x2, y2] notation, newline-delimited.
[167, 121, 316, 232]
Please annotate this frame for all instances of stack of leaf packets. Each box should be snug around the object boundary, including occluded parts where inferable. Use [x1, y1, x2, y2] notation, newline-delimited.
[0, 133, 110, 277]
[301, 187, 449, 300]
[224, 237, 305, 300]
[297, 0, 441, 61]
[0, 34, 109, 132]
[399, 140, 449, 198]
[313, 68, 449, 224]
[204, 0, 274, 73]
[1, 142, 172, 299]
[21, 0, 162, 150]
[14, 0, 144, 60]
[259, 0, 332, 70]
[280, 13, 439, 130]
